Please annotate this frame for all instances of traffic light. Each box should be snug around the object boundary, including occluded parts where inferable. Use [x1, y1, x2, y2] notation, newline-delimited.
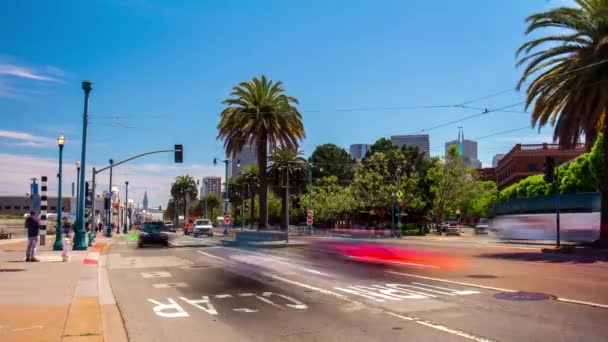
[293, 197, 301, 209]
[174, 144, 183, 163]
[544, 156, 555, 183]
[244, 202, 249, 212]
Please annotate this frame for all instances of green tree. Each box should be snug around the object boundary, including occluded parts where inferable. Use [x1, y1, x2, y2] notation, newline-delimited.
[463, 181, 498, 218]
[365, 138, 394, 159]
[309, 144, 355, 181]
[427, 146, 469, 224]
[517, 0, 608, 241]
[239, 165, 260, 228]
[267, 146, 308, 229]
[170, 175, 198, 220]
[217, 75, 305, 229]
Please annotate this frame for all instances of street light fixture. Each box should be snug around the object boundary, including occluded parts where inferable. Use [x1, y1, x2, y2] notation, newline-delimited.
[53, 135, 65, 251]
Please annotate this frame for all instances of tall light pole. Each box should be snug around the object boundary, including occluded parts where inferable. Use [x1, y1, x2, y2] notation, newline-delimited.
[204, 179, 208, 219]
[391, 192, 395, 237]
[308, 163, 313, 235]
[75, 161, 81, 219]
[214, 157, 238, 235]
[74, 80, 92, 251]
[105, 159, 114, 237]
[123, 181, 129, 234]
[53, 135, 65, 251]
[396, 168, 402, 238]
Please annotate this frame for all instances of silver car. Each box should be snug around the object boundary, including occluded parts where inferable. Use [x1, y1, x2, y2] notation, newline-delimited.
[192, 219, 213, 237]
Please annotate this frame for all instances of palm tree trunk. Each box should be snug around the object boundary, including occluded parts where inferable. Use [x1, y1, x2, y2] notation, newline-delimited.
[281, 181, 288, 229]
[250, 195, 255, 229]
[258, 135, 269, 229]
[600, 126, 608, 243]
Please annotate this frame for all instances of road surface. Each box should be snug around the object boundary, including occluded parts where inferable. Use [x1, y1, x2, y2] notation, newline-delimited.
[106, 234, 608, 341]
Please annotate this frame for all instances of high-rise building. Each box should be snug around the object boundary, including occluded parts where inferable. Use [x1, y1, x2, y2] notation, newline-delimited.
[390, 134, 430, 155]
[142, 190, 149, 210]
[492, 154, 506, 167]
[229, 142, 257, 178]
[202, 176, 222, 197]
[349, 144, 370, 161]
[445, 128, 481, 168]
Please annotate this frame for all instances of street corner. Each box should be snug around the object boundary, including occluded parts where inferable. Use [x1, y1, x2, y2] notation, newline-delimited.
[0, 304, 67, 342]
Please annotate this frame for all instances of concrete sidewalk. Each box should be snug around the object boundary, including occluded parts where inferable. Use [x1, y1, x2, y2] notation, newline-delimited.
[0, 235, 128, 342]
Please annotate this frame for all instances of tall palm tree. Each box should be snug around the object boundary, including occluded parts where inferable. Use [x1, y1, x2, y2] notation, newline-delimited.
[170, 175, 198, 222]
[268, 146, 308, 229]
[217, 75, 305, 229]
[517, 0, 608, 242]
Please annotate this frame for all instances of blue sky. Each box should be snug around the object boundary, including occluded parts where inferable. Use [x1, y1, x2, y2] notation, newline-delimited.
[0, 0, 568, 207]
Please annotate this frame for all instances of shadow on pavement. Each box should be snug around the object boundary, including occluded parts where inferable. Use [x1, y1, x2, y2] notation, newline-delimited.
[478, 250, 608, 264]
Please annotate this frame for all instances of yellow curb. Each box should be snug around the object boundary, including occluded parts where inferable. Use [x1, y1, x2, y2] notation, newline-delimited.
[62, 297, 101, 340]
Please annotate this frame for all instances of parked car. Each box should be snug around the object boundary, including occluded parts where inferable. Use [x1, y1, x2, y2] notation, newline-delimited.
[192, 219, 213, 237]
[475, 218, 489, 234]
[138, 222, 172, 247]
[445, 221, 461, 236]
[164, 221, 176, 232]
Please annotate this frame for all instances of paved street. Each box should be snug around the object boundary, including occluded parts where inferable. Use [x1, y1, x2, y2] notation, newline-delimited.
[106, 234, 608, 342]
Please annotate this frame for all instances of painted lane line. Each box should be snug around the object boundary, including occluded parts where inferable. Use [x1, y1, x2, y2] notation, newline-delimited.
[233, 308, 258, 313]
[412, 282, 481, 295]
[265, 272, 495, 342]
[196, 250, 228, 262]
[238, 293, 254, 297]
[348, 255, 440, 268]
[386, 271, 517, 293]
[169, 241, 183, 246]
[302, 268, 329, 276]
[556, 297, 608, 309]
[141, 271, 172, 279]
[215, 294, 233, 299]
[153, 283, 188, 289]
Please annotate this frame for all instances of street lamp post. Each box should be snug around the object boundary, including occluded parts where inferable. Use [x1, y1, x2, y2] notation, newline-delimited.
[105, 159, 114, 237]
[53, 135, 65, 251]
[214, 157, 238, 235]
[204, 180, 208, 219]
[74, 81, 92, 251]
[123, 181, 129, 234]
[391, 192, 395, 236]
[75, 161, 81, 223]
[396, 168, 402, 238]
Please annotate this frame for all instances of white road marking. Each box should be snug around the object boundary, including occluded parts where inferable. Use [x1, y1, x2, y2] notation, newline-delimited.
[556, 297, 608, 309]
[238, 293, 253, 297]
[179, 296, 218, 315]
[169, 241, 182, 246]
[265, 273, 495, 342]
[386, 283, 454, 296]
[302, 268, 329, 276]
[196, 250, 228, 262]
[369, 285, 429, 299]
[348, 255, 439, 268]
[152, 282, 188, 289]
[147, 298, 189, 318]
[412, 282, 481, 295]
[233, 308, 258, 313]
[386, 271, 516, 293]
[262, 292, 308, 310]
[141, 271, 172, 279]
[215, 294, 233, 299]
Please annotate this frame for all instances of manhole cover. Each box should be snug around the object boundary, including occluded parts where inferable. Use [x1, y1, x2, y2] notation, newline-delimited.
[467, 274, 498, 279]
[494, 292, 555, 301]
[0, 268, 26, 272]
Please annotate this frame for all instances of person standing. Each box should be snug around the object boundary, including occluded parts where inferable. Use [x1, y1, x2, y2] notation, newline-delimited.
[24, 211, 40, 262]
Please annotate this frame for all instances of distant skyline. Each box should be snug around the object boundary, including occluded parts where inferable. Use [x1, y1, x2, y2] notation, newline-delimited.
[0, 0, 565, 206]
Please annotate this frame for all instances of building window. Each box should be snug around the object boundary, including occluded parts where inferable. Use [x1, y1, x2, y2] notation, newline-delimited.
[23, 206, 30, 210]
[14, 206, 21, 210]
[4, 206, 10, 210]
[528, 163, 537, 172]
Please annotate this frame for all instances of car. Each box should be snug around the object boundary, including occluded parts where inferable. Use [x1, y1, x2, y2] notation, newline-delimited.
[192, 219, 213, 237]
[138, 222, 172, 247]
[475, 218, 489, 234]
[164, 221, 176, 232]
[445, 221, 461, 236]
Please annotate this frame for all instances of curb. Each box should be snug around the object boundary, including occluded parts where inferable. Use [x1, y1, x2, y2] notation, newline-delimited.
[98, 240, 128, 342]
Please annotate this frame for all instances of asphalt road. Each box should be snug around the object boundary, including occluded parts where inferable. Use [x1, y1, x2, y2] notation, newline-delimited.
[107, 234, 608, 342]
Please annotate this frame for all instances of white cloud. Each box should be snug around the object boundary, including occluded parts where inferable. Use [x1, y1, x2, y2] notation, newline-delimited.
[0, 129, 57, 148]
[0, 63, 61, 82]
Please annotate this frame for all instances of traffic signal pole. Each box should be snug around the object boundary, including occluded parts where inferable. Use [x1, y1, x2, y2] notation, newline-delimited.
[556, 168, 561, 248]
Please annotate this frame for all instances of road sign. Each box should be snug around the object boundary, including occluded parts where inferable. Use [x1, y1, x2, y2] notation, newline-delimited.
[396, 191, 404, 201]
[224, 215, 231, 224]
[307, 209, 314, 217]
[307, 217, 313, 225]
[307, 209, 314, 225]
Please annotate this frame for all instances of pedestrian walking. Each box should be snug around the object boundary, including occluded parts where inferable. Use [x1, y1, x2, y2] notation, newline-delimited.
[24, 211, 40, 262]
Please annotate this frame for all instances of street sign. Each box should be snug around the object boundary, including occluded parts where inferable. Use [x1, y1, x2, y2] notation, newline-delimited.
[307, 217, 313, 225]
[224, 215, 231, 224]
[307, 209, 314, 217]
[396, 191, 404, 201]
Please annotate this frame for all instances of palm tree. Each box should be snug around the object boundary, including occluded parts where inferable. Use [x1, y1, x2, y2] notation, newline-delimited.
[268, 146, 308, 229]
[517, 0, 608, 242]
[170, 175, 198, 223]
[217, 75, 305, 229]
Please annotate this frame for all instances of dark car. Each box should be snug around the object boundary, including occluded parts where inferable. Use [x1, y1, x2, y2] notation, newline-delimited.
[138, 222, 172, 247]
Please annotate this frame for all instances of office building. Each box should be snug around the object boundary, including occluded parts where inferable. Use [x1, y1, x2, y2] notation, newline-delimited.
[229, 142, 257, 178]
[349, 144, 370, 161]
[390, 134, 430, 155]
[202, 176, 222, 197]
[495, 143, 585, 189]
[445, 128, 482, 168]
[492, 154, 506, 168]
